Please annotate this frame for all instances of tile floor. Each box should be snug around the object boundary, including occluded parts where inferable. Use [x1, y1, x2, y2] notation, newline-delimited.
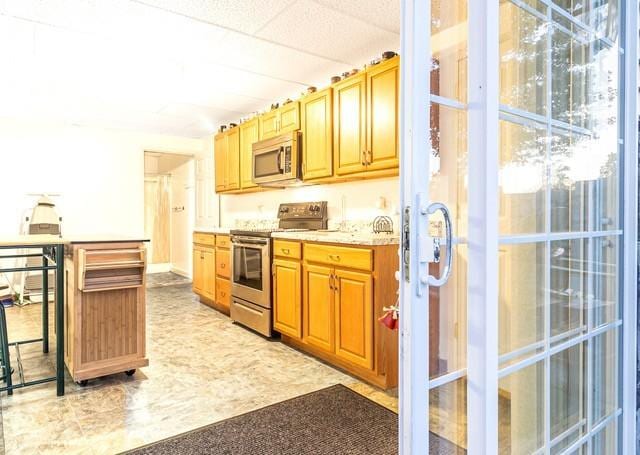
[0, 274, 398, 455]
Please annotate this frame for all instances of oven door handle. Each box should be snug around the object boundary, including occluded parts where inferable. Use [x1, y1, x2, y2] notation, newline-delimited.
[232, 239, 270, 247]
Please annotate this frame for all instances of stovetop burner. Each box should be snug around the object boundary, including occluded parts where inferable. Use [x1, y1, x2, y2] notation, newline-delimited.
[230, 201, 328, 238]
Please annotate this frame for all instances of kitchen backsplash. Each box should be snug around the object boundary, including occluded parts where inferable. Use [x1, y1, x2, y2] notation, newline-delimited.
[219, 177, 400, 233]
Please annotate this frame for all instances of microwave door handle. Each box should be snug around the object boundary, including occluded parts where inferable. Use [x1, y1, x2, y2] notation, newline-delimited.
[277, 146, 285, 172]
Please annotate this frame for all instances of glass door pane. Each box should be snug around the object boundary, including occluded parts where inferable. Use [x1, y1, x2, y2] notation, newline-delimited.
[497, 0, 623, 452]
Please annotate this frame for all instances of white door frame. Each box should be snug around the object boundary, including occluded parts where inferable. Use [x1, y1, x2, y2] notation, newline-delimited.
[398, 0, 638, 453]
[398, 0, 431, 453]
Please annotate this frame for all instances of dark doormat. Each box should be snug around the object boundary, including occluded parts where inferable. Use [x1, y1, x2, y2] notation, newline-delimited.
[123, 384, 466, 455]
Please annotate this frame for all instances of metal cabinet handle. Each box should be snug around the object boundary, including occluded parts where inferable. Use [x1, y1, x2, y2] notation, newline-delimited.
[361, 150, 366, 166]
[328, 254, 340, 261]
[329, 274, 333, 290]
[282, 248, 290, 255]
[366, 150, 372, 165]
[424, 202, 453, 287]
[221, 263, 226, 268]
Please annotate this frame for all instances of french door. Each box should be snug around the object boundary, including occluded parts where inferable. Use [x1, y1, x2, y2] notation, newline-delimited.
[398, 0, 637, 454]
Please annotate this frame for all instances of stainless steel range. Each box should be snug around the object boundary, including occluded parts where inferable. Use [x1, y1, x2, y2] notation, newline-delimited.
[230, 201, 328, 337]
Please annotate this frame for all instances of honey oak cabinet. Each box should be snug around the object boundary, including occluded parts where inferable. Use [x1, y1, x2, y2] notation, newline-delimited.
[333, 73, 367, 176]
[366, 57, 399, 171]
[239, 118, 259, 190]
[259, 102, 300, 140]
[215, 235, 231, 311]
[278, 241, 398, 389]
[332, 56, 399, 178]
[301, 88, 333, 181]
[334, 268, 373, 369]
[193, 233, 216, 302]
[303, 263, 335, 352]
[273, 258, 302, 339]
[214, 133, 227, 192]
[214, 127, 240, 193]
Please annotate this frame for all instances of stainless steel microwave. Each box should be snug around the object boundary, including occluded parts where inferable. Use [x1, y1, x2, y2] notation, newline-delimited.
[252, 131, 302, 187]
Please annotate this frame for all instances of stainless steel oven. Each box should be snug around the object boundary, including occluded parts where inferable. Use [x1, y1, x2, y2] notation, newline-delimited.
[230, 234, 272, 336]
[252, 131, 302, 187]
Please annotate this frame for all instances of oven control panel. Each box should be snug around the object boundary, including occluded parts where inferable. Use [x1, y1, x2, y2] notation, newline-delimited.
[278, 201, 328, 230]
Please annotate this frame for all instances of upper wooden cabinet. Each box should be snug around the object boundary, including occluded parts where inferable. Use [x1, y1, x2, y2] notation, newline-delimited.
[301, 88, 333, 181]
[239, 118, 259, 190]
[214, 127, 240, 193]
[333, 73, 367, 176]
[366, 57, 400, 171]
[214, 133, 227, 192]
[259, 102, 300, 140]
[333, 56, 399, 177]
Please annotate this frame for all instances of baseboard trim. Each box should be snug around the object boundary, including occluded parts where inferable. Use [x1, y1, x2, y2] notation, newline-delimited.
[171, 266, 191, 278]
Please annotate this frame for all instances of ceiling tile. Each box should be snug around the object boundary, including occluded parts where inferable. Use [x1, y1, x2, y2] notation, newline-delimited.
[313, 0, 400, 34]
[133, 0, 295, 35]
[255, 0, 399, 65]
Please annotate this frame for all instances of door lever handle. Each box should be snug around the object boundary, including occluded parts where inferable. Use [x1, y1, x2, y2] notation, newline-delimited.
[422, 202, 453, 287]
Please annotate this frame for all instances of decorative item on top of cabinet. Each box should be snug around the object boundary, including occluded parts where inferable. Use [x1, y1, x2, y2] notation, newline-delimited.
[259, 102, 300, 140]
[239, 117, 259, 190]
[301, 88, 333, 181]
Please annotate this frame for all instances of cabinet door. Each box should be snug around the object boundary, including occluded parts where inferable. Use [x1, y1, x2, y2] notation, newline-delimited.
[216, 248, 230, 279]
[333, 73, 367, 176]
[226, 127, 240, 190]
[366, 57, 399, 171]
[301, 89, 333, 180]
[273, 259, 302, 339]
[239, 118, 259, 189]
[216, 277, 231, 310]
[202, 248, 216, 300]
[303, 264, 334, 352]
[334, 269, 373, 369]
[214, 133, 227, 192]
[259, 111, 278, 139]
[278, 102, 300, 133]
[192, 247, 203, 294]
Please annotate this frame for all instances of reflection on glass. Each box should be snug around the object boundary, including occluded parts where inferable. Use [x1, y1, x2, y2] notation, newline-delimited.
[550, 131, 619, 233]
[430, 379, 467, 451]
[499, 361, 545, 454]
[591, 329, 618, 425]
[552, 0, 619, 42]
[431, 0, 467, 102]
[499, 121, 547, 235]
[499, 0, 547, 116]
[593, 236, 619, 327]
[550, 344, 585, 444]
[592, 417, 619, 454]
[550, 239, 586, 342]
[428, 103, 468, 379]
[499, 243, 546, 356]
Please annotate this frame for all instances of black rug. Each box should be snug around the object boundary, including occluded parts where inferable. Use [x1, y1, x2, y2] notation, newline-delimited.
[124, 384, 465, 455]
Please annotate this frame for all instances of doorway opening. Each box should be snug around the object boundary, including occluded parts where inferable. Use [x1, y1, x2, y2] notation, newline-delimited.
[144, 151, 195, 279]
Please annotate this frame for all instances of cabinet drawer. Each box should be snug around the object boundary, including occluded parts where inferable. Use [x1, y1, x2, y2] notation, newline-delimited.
[216, 235, 231, 249]
[193, 232, 215, 246]
[216, 278, 231, 309]
[274, 240, 301, 260]
[216, 248, 231, 278]
[304, 243, 372, 271]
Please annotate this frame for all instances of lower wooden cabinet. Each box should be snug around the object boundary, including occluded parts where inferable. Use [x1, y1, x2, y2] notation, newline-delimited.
[216, 277, 231, 311]
[275, 241, 398, 389]
[273, 258, 302, 339]
[215, 235, 231, 313]
[303, 263, 334, 351]
[334, 268, 373, 369]
[193, 245, 215, 302]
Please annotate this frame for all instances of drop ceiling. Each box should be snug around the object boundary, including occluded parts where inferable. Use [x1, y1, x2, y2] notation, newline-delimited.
[0, 0, 399, 138]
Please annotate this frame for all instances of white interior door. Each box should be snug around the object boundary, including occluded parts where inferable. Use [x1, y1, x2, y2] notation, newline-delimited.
[399, 0, 637, 453]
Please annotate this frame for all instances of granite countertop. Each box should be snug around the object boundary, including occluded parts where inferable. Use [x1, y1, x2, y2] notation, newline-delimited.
[194, 227, 231, 235]
[271, 231, 399, 246]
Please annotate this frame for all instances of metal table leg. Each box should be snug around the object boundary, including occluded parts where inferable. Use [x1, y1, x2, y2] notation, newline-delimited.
[55, 244, 64, 396]
[42, 247, 49, 354]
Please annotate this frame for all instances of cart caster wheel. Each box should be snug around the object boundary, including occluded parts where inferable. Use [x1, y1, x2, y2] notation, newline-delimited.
[77, 380, 88, 387]
[125, 369, 136, 377]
